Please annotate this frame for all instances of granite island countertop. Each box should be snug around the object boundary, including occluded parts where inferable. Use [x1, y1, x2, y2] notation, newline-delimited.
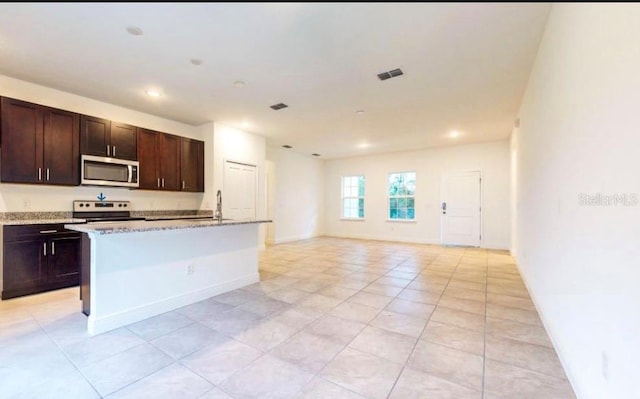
[65, 218, 271, 235]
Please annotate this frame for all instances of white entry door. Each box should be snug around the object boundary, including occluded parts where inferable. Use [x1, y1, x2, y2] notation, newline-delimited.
[223, 160, 257, 220]
[441, 171, 481, 247]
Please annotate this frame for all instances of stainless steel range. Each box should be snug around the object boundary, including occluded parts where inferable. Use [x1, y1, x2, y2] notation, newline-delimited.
[73, 200, 146, 223]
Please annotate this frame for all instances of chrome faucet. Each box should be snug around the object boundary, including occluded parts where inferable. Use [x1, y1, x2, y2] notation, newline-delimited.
[215, 190, 223, 222]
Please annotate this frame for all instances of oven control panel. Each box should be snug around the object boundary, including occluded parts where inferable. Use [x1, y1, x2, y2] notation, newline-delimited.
[73, 200, 131, 212]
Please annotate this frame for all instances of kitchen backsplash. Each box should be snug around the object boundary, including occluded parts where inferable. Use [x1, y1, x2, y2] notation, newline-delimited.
[131, 210, 213, 217]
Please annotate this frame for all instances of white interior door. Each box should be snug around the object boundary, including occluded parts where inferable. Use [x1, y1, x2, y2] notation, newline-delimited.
[441, 171, 482, 247]
[223, 160, 256, 221]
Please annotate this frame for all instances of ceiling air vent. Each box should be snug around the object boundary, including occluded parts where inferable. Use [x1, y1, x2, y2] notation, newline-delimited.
[282, 145, 292, 149]
[377, 68, 404, 81]
[312, 153, 320, 157]
[270, 103, 288, 110]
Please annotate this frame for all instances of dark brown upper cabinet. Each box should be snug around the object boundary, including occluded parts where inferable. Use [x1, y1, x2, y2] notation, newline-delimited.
[137, 128, 181, 191]
[1, 97, 79, 185]
[160, 133, 181, 191]
[80, 115, 137, 160]
[180, 137, 204, 192]
[110, 122, 137, 160]
[137, 128, 160, 190]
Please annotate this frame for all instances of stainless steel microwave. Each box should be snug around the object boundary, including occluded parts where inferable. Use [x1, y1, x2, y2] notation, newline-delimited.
[81, 155, 139, 188]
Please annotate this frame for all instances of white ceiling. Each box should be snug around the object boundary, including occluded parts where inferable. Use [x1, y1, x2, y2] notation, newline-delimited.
[0, 3, 550, 158]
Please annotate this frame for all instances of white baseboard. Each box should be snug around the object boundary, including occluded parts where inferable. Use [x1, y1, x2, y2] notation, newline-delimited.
[273, 233, 320, 244]
[324, 232, 439, 245]
[87, 273, 259, 335]
[481, 241, 511, 251]
[325, 232, 509, 250]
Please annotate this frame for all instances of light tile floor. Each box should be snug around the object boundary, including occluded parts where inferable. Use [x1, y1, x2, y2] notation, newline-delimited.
[0, 237, 577, 399]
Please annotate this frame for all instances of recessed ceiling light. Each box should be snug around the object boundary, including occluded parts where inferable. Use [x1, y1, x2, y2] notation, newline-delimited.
[449, 130, 460, 138]
[190, 58, 203, 66]
[233, 80, 245, 88]
[126, 26, 143, 36]
[357, 142, 371, 149]
[356, 110, 365, 115]
[312, 153, 321, 157]
[145, 89, 161, 98]
[282, 145, 292, 149]
[241, 121, 250, 128]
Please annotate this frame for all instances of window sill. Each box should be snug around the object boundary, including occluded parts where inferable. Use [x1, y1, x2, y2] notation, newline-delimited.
[340, 218, 366, 222]
[386, 219, 417, 223]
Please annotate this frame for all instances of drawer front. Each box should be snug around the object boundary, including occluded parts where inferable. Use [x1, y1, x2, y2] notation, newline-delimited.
[3, 224, 80, 241]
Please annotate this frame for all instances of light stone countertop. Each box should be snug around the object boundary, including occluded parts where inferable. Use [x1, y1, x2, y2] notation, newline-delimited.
[65, 218, 271, 235]
[1, 218, 86, 226]
[0, 210, 213, 226]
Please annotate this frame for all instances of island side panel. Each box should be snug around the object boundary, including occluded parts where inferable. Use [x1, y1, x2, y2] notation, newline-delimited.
[87, 223, 260, 335]
[81, 233, 91, 315]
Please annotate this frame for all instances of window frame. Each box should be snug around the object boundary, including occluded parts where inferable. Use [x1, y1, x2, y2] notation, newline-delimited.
[387, 171, 416, 221]
[340, 175, 365, 220]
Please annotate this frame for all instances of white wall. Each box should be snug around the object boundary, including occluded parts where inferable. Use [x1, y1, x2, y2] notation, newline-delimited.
[0, 74, 205, 212]
[323, 140, 510, 249]
[514, 4, 640, 398]
[265, 146, 324, 244]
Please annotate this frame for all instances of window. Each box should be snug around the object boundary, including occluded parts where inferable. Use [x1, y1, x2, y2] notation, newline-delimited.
[341, 175, 365, 218]
[388, 171, 416, 220]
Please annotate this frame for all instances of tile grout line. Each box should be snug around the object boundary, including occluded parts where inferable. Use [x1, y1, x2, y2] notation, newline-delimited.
[481, 251, 489, 399]
[265, 254, 408, 397]
[212, 259, 378, 398]
[198, 282, 351, 398]
[384, 250, 462, 399]
[290, 257, 398, 398]
[31, 304, 104, 398]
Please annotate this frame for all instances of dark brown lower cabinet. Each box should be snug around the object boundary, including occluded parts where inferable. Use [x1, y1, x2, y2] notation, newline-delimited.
[2, 224, 81, 300]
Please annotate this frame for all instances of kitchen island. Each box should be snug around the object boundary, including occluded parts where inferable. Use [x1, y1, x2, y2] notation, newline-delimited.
[66, 218, 270, 335]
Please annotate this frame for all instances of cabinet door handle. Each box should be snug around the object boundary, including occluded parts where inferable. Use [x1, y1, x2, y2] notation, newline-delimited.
[51, 241, 55, 256]
[113, 146, 116, 157]
[43, 242, 47, 256]
[182, 180, 185, 190]
[162, 178, 165, 188]
[39, 230, 57, 234]
[157, 178, 161, 188]
[46, 168, 50, 181]
[106, 145, 111, 156]
[38, 168, 42, 181]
